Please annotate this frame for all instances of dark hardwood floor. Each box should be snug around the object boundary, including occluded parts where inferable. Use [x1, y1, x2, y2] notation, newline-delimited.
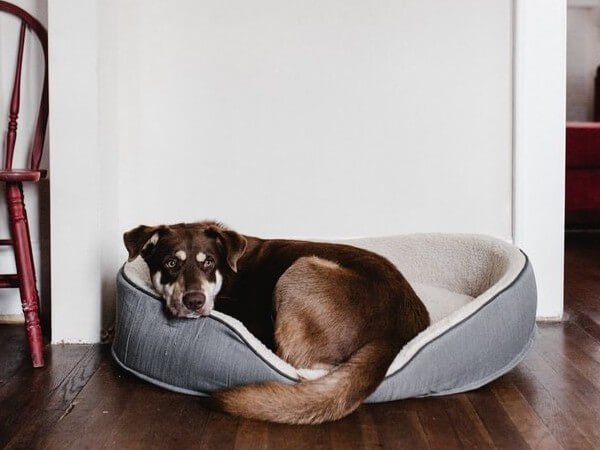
[1, 232, 599, 449]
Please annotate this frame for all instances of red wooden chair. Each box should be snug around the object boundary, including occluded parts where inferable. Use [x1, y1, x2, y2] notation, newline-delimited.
[0, 1, 49, 367]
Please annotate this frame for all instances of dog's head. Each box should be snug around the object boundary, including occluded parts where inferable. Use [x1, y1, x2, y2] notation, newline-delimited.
[123, 222, 246, 318]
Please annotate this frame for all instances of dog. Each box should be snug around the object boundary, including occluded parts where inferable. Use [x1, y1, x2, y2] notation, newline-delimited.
[123, 221, 430, 424]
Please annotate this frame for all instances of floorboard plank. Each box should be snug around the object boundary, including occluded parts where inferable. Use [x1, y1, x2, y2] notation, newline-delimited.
[267, 422, 324, 450]
[521, 354, 600, 444]
[0, 343, 92, 448]
[565, 286, 600, 319]
[369, 402, 430, 450]
[466, 386, 530, 450]
[549, 315, 599, 347]
[507, 367, 596, 450]
[0, 325, 30, 388]
[414, 397, 462, 450]
[106, 385, 212, 449]
[327, 409, 366, 450]
[356, 408, 382, 449]
[564, 304, 600, 346]
[5, 344, 103, 449]
[234, 419, 269, 450]
[196, 411, 240, 449]
[536, 324, 600, 398]
[442, 395, 495, 449]
[491, 377, 563, 450]
[36, 358, 140, 449]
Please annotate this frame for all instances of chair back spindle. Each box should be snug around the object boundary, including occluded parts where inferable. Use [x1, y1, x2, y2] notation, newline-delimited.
[5, 20, 27, 169]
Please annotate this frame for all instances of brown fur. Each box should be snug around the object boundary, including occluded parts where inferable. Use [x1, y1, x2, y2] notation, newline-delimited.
[212, 339, 400, 424]
[124, 221, 430, 424]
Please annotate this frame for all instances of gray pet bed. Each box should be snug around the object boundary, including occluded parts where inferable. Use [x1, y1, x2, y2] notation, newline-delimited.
[112, 234, 536, 402]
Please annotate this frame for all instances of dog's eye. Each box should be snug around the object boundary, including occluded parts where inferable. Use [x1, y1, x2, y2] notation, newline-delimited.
[165, 258, 178, 269]
[203, 257, 214, 269]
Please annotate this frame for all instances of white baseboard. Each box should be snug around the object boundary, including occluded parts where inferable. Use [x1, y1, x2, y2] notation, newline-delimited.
[536, 315, 564, 322]
[0, 313, 24, 324]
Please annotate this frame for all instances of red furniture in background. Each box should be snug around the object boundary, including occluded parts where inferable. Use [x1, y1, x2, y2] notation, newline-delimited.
[566, 122, 600, 228]
[0, 1, 49, 367]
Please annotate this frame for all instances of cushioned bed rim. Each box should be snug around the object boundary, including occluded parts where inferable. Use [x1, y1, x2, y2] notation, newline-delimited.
[112, 346, 210, 397]
[115, 252, 530, 385]
[111, 325, 536, 399]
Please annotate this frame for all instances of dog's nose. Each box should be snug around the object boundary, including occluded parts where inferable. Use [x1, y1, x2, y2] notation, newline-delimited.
[182, 292, 206, 311]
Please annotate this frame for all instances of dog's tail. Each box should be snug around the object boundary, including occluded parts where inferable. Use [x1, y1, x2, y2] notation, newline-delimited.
[212, 339, 398, 425]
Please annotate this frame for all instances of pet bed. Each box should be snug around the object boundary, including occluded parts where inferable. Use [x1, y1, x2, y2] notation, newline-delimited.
[112, 234, 536, 402]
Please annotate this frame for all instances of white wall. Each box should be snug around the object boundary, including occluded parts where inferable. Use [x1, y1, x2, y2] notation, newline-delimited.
[49, 0, 565, 342]
[0, 0, 49, 321]
[566, 0, 600, 121]
[513, 0, 566, 320]
[48, 0, 105, 343]
[115, 0, 513, 241]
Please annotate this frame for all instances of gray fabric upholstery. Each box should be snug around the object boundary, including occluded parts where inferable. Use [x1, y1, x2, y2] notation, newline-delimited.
[367, 262, 536, 401]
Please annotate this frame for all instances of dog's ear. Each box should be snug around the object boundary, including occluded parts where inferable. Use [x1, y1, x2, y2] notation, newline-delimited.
[123, 225, 162, 261]
[205, 226, 247, 272]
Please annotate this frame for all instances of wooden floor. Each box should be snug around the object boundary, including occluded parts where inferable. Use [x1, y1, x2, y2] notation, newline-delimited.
[1, 233, 599, 449]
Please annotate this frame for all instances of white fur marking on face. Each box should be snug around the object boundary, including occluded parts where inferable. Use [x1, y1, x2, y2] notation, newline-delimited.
[143, 233, 159, 250]
[164, 283, 175, 302]
[200, 270, 222, 315]
[152, 271, 164, 294]
[175, 250, 187, 261]
[152, 271, 177, 308]
[196, 252, 207, 263]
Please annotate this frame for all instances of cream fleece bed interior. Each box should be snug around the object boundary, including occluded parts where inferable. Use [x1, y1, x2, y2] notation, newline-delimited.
[112, 234, 537, 402]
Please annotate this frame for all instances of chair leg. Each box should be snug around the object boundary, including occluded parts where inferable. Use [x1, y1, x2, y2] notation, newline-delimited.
[6, 182, 44, 367]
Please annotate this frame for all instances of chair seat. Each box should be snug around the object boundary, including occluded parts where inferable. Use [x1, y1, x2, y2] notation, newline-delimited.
[0, 169, 47, 182]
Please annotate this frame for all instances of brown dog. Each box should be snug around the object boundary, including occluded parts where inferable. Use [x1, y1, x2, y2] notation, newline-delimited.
[124, 221, 430, 424]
